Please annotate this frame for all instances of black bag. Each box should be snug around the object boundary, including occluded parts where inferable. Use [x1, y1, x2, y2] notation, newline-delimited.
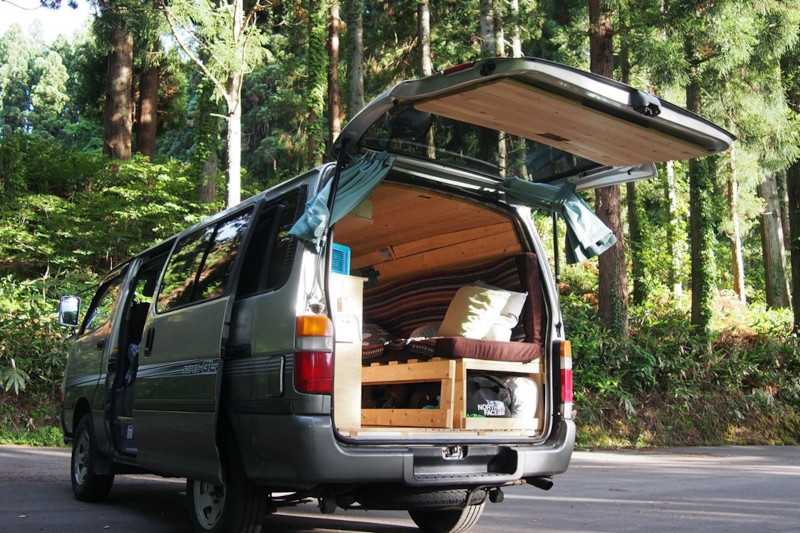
[466, 374, 512, 418]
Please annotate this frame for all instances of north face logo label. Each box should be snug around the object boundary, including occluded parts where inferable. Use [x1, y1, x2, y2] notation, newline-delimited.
[477, 400, 507, 417]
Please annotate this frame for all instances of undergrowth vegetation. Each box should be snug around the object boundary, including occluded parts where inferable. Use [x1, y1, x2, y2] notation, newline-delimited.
[563, 280, 800, 448]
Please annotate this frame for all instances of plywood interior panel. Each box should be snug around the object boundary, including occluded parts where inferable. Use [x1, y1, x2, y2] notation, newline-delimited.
[415, 78, 713, 167]
[334, 182, 522, 284]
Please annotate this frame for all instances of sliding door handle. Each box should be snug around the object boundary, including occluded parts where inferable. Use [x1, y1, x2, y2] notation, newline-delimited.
[143, 328, 155, 357]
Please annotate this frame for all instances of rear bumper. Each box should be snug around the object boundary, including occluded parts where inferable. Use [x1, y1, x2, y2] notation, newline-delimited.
[234, 414, 575, 490]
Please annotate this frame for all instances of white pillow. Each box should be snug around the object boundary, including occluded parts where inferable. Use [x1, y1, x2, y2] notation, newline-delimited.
[475, 282, 527, 341]
[410, 322, 442, 338]
[438, 285, 511, 339]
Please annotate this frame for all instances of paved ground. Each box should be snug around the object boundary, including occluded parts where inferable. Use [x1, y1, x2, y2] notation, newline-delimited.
[1, 445, 798, 532]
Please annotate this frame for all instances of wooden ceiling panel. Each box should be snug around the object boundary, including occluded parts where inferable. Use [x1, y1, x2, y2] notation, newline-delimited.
[335, 182, 521, 280]
[416, 78, 712, 166]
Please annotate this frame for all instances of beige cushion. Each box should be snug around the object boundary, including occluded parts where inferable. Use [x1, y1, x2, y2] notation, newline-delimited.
[438, 285, 511, 339]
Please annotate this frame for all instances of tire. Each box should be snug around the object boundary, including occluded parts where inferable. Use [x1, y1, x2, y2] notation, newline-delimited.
[71, 414, 114, 502]
[408, 502, 486, 533]
[186, 439, 267, 533]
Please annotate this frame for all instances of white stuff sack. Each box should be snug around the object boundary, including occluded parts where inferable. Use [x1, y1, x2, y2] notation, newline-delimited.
[504, 376, 539, 418]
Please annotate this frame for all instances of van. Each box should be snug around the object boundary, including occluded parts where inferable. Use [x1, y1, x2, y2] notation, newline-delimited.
[58, 57, 733, 533]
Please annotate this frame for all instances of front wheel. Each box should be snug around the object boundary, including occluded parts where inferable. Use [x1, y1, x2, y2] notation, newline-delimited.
[71, 414, 114, 502]
[186, 439, 267, 533]
[408, 502, 486, 533]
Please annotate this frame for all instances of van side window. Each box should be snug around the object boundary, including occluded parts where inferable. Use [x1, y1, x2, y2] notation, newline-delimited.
[81, 274, 124, 335]
[157, 209, 253, 313]
[237, 189, 303, 298]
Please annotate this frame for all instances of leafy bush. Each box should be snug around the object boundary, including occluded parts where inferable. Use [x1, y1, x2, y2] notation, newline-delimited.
[564, 281, 799, 447]
[1, 135, 216, 398]
[0, 272, 91, 395]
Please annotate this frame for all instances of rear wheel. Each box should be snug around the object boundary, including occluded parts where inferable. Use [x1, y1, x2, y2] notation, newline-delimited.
[71, 414, 114, 501]
[186, 438, 267, 533]
[408, 502, 486, 533]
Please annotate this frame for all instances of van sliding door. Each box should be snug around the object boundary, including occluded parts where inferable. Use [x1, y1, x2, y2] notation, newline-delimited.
[132, 207, 253, 483]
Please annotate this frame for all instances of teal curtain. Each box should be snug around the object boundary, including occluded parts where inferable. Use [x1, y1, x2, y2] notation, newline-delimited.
[289, 151, 395, 249]
[500, 177, 617, 263]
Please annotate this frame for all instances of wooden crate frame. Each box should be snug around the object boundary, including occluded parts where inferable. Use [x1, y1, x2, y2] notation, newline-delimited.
[360, 357, 541, 431]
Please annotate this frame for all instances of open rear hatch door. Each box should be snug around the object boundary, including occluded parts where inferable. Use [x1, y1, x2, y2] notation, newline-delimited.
[334, 57, 734, 189]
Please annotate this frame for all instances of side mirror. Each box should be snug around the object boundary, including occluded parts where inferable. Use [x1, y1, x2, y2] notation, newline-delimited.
[58, 296, 81, 328]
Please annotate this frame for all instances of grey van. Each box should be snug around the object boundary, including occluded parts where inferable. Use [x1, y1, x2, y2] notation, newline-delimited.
[58, 57, 733, 533]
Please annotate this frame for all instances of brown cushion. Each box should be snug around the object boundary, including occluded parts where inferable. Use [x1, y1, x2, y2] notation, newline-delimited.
[435, 336, 542, 362]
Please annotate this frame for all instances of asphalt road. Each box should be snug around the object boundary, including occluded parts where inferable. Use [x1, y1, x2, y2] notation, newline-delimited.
[1, 445, 798, 532]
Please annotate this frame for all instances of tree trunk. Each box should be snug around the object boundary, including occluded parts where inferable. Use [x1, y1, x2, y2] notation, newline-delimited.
[509, 0, 522, 58]
[135, 47, 160, 158]
[417, 0, 435, 159]
[226, 74, 243, 208]
[685, 39, 716, 336]
[727, 146, 746, 304]
[689, 154, 717, 334]
[508, 0, 527, 178]
[224, 0, 245, 208]
[781, 50, 799, 332]
[477, 0, 507, 170]
[776, 170, 790, 249]
[589, 0, 613, 80]
[344, 0, 364, 115]
[627, 181, 645, 306]
[328, 0, 342, 145]
[620, 43, 644, 306]
[665, 160, 683, 298]
[589, 0, 628, 337]
[306, 0, 327, 167]
[479, 0, 495, 58]
[103, 25, 133, 160]
[194, 77, 221, 204]
[199, 152, 219, 204]
[492, 1, 506, 172]
[758, 175, 791, 309]
[476, 0, 499, 165]
[787, 163, 800, 332]
[418, 0, 432, 76]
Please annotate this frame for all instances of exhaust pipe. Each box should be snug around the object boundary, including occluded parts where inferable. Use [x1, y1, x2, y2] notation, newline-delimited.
[526, 476, 554, 491]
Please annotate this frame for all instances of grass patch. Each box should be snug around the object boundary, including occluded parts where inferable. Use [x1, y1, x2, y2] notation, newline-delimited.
[0, 391, 65, 447]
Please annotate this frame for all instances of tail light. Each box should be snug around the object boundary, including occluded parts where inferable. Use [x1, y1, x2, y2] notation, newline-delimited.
[558, 340, 573, 419]
[294, 315, 334, 394]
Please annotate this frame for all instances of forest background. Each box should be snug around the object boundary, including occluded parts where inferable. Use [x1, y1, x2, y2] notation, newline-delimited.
[1, 0, 799, 448]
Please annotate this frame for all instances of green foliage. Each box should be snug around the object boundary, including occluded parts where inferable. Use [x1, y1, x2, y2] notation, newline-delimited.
[562, 265, 800, 447]
[162, 0, 271, 105]
[0, 274, 76, 395]
[1, 135, 212, 277]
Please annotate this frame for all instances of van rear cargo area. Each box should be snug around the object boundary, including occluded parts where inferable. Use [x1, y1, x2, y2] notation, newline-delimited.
[329, 175, 550, 440]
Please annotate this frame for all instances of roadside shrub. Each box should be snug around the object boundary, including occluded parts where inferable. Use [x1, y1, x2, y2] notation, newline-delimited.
[564, 281, 799, 447]
[0, 272, 91, 395]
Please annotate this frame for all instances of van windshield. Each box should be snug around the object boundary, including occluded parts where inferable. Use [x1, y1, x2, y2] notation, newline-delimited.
[358, 106, 602, 184]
